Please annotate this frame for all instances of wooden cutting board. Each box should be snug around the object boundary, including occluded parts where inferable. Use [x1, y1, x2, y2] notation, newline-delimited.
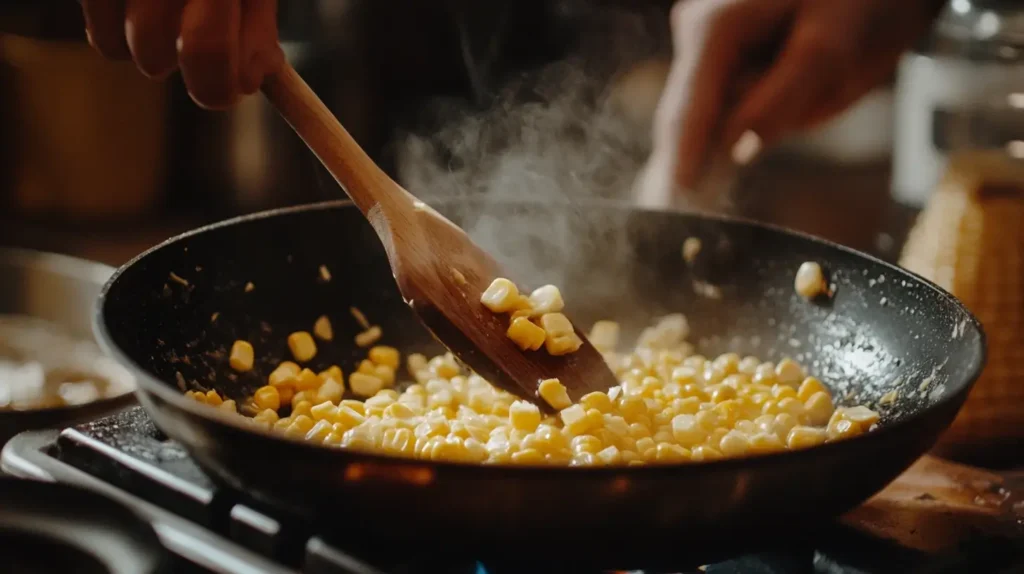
[841, 455, 1024, 553]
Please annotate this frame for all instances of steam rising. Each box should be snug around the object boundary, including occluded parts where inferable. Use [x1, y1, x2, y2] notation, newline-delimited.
[395, 3, 671, 295]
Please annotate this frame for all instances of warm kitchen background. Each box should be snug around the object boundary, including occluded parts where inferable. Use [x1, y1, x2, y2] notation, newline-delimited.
[1, 0, 1022, 464]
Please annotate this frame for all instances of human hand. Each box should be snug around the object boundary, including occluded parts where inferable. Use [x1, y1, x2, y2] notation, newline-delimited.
[650, 0, 944, 192]
[80, 0, 283, 109]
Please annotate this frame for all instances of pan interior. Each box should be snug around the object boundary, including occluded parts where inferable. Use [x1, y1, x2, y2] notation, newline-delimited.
[100, 200, 982, 428]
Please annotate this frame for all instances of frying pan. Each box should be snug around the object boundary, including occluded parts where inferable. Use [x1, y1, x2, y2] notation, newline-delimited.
[95, 199, 985, 568]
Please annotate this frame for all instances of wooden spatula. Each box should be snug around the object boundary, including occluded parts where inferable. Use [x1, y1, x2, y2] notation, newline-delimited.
[261, 64, 618, 407]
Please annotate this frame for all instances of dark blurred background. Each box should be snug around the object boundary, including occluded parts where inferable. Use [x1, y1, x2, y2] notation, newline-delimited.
[1, 0, 1021, 267]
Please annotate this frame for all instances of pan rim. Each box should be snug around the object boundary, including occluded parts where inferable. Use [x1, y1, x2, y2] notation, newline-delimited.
[93, 199, 987, 476]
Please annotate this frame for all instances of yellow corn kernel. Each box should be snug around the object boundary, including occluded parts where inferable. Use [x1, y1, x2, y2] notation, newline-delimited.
[804, 391, 834, 426]
[777, 397, 805, 418]
[595, 445, 622, 465]
[559, 404, 593, 435]
[253, 408, 279, 425]
[655, 443, 690, 463]
[842, 405, 880, 427]
[368, 346, 400, 370]
[305, 419, 333, 443]
[219, 400, 237, 413]
[719, 430, 751, 457]
[355, 326, 383, 348]
[588, 320, 620, 352]
[772, 413, 799, 438]
[383, 402, 417, 419]
[480, 278, 521, 313]
[712, 353, 740, 375]
[506, 316, 546, 351]
[315, 377, 344, 405]
[253, 386, 281, 411]
[205, 390, 223, 406]
[671, 396, 701, 415]
[407, 353, 428, 377]
[313, 315, 333, 341]
[570, 435, 603, 454]
[317, 365, 342, 383]
[772, 384, 798, 400]
[269, 361, 299, 387]
[288, 415, 315, 435]
[333, 405, 366, 429]
[294, 368, 321, 392]
[796, 377, 827, 402]
[710, 384, 737, 403]
[775, 358, 804, 386]
[509, 400, 542, 432]
[287, 332, 317, 363]
[690, 445, 723, 462]
[738, 356, 761, 375]
[310, 401, 338, 421]
[349, 372, 384, 398]
[272, 417, 292, 432]
[752, 362, 776, 385]
[229, 340, 255, 372]
[291, 390, 315, 408]
[787, 426, 827, 449]
[429, 354, 461, 379]
[526, 285, 564, 315]
[511, 448, 545, 465]
[292, 400, 313, 418]
[538, 379, 572, 410]
[617, 396, 647, 421]
[827, 418, 864, 441]
[671, 414, 707, 447]
[747, 432, 784, 455]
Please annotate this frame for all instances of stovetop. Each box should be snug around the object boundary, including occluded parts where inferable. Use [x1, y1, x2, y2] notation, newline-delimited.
[2, 406, 1023, 574]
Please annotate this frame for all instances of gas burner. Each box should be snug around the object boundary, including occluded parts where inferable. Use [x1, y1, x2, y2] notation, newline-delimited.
[2, 407, 1023, 574]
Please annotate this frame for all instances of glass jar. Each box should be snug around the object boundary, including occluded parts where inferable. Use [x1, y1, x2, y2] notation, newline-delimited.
[892, 0, 1024, 207]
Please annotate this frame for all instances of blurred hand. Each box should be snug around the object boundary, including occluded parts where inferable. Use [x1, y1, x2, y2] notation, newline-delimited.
[81, 0, 283, 109]
[651, 0, 944, 191]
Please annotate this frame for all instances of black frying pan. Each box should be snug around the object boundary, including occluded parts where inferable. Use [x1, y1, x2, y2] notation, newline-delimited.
[95, 199, 985, 568]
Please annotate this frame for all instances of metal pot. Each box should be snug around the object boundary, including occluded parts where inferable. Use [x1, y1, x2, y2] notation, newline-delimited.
[0, 249, 136, 446]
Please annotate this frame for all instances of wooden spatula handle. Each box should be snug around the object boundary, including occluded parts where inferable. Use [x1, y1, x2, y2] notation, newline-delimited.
[261, 64, 410, 215]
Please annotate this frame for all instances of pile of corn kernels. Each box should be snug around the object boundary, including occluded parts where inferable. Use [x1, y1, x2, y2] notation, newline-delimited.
[187, 303, 880, 466]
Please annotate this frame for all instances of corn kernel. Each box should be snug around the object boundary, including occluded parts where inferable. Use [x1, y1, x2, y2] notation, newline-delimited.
[527, 285, 565, 316]
[253, 386, 280, 411]
[310, 401, 338, 421]
[804, 391, 834, 426]
[655, 443, 690, 463]
[511, 448, 544, 464]
[506, 316, 546, 351]
[775, 358, 804, 386]
[350, 373, 384, 398]
[588, 320, 620, 352]
[334, 405, 366, 428]
[291, 390, 315, 408]
[316, 377, 345, 405]
[374, 365, 396, 387]
[294, 368, 321, 392]
[842, 406, 880, 426]
[306, 419, 333, 442]
[269, 361, 299, 388]
[368, 346, 400, 369]
[355, 326, 383, 348]
[254, 408, 279, 425]
[538, 379, 572, 410]
[719, 430, 751, 457]
[219, 400, 237, 413]
[292, 400, 313, 418]
[797, 377, 828, 402]
[480, 278, 521, 313]
[205, 390, 223, 406]
[229, 340, 255, 372]
[313, 315, 333, 341]
[509, 401, 542, 432]
[560, 404, 592, 435]
[288, 415, 314, 435]
[787, 426, 827, 449]
[671, 414, 706, 447]
[596, 445, 622, 465]
[287, 332, 317, 363]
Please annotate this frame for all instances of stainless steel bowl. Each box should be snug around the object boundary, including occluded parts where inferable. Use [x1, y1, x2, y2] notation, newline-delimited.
[0, 248, 136, 445]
